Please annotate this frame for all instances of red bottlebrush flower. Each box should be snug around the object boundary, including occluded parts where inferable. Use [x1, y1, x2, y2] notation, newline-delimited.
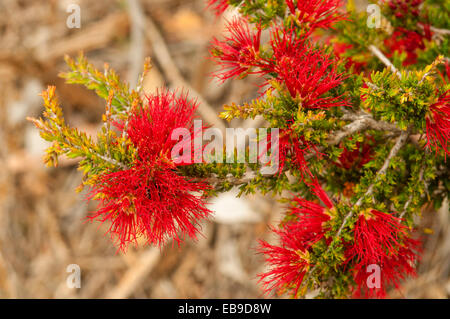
[346, 209, 420, 298]
[258, 193, 332, 296]
[88, 90, 211, 251]
[211, 18, 262, 81]
[126, 91, 198, 163]
[89, 164, 210, 251]
[425, 90, 450, 157]
[258, 236, 310, 297]
[336, 137, 374, 170]
[384, 28, 429, 66]
[268, 28, 348, 108]
[207, 0, 229, 16]
[286, 0, 346, 31]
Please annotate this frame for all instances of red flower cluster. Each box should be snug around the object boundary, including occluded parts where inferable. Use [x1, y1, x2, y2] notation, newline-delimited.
[212, 16, 347, 200]
[384, 27, 430, 66]
[425, 89, 450, 157]
[258, 190, 333, 296]
[212, 20, 348, 106]
[210, 18, 262, 82]
[207, 0, 229, 16]
[345, 209, 420, 298]
[269, 28, 347, 108]
[256, 29, 347, 174]
[88, 90, 211, 251]
[286, 0, 346, 31]
[386, 0, 423, 19]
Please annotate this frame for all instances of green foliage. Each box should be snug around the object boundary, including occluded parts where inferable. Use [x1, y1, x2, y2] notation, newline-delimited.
[361, 57, 447, 132]
[424, 0, 450, 29]
[229, 0, 287, 27]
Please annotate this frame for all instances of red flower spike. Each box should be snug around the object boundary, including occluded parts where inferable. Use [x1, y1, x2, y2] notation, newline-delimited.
[126, 90, 198, 163]
[88, 165, 211, 251]
[207, 0, 229, 16]
[258, 238, 310, 297]
[286, 0, 346, 31]
[309, 178, 334, 209]
[211, 18, 262, 82]
[346, 209, 420, 298]
[288, 195, 332, 246]
[268, 27, 348, 108]
[258, 195, 332, 296]
[425, 90, 450, 157]
[88, 89, 211, 251]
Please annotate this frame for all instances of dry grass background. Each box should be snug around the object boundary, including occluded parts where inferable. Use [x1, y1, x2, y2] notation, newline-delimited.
[0, 0, 448, 298]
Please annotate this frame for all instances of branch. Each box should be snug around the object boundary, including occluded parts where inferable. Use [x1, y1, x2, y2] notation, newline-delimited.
[56, 127, 128, 170]
[339, 128, 410, 233]
[368, 45, 402, 78]
[195, 173, 255, 186]
[429, 26, 450, 36]
[27, 114, 129, 171]
[64, 144, 127, 170]
[330, 111, 400, 145]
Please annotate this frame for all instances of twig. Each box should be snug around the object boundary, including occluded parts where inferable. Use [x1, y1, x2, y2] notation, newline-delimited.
[61, 145, 127, 170]
[429, 26, 450, 36]
[419, 23, 450, 40]
[399, 165, 427, 219]
[368, 45, 402, 78]
[303, 111, 401, 161]
[27, 116, 128, 170]
[330, 112, 400, 145]
[127, 0, 146, 89]
[50, 115, 129, 169]
[192, 172, 255, 186]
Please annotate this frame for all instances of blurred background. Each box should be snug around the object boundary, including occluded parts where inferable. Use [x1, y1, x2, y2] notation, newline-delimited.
[0, 0, 448, 298]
